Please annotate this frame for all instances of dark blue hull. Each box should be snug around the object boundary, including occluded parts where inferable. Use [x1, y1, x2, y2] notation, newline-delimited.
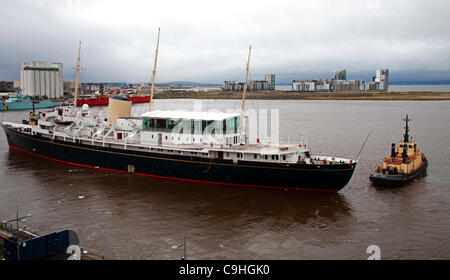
[3, 125, 356, 192]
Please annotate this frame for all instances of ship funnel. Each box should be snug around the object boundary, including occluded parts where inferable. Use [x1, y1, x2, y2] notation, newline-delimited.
[391, 143, 396, 158]
[108, 95, 131, 125]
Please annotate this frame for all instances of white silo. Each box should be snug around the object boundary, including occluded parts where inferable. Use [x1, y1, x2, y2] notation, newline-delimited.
[39, 70, 45, 97]
[45, 71, 51, 98]
[31, 70, 37, 97]
[50, 71, 55, 99]
[52, 63, 63, 98]
[20, 61, 64, 98]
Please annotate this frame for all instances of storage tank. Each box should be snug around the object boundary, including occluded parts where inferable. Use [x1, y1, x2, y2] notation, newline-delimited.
[50, 71, 55, 99]
[45, 71, 51, 98]
[107, 95, 132, 125]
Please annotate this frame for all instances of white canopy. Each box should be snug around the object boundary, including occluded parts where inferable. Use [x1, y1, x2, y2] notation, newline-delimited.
[142, 110, 240, 121]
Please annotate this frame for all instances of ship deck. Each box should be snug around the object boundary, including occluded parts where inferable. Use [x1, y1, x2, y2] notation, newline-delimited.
[2, 121, 355, 165]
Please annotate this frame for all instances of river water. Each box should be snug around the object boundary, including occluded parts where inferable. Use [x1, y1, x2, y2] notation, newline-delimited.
[0, 99, 449, 259]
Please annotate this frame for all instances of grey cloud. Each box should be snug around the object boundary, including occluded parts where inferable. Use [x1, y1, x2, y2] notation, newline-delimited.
[0, 0, 449, 84]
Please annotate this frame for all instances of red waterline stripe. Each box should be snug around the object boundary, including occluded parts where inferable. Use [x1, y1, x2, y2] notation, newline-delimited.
[8, 145, 338, 193]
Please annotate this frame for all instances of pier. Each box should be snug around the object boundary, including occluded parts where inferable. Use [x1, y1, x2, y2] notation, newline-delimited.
[1, 213, 103, 260]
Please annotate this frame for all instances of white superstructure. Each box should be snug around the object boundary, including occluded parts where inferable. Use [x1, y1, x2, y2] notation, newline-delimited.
[1, 104, 356, 166]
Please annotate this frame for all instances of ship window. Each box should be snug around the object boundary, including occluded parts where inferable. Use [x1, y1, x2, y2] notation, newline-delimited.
[225, 117, 238, 134]
[272, 155, 275, 160]
[223, 120, 227, 134]
[165, 136, 168, 140]
[167, 119, 181, 130]
[264, 155, 268, 160]
[254, 154, 257, 159]
[283, 156, 286, 161]
[143, 117, 152, 131]
[276, 155, 279, 160]
[202, 120, 213, 132]
[156, 118, 166, 129]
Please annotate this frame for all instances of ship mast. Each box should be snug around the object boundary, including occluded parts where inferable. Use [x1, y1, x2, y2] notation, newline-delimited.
[403, 114, 411, 142]
[149, 27, 161, 112]
[73, 41, 82, 108]
[238, 45, 251, 137]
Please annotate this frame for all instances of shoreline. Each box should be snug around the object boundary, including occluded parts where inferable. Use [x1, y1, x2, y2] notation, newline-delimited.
[153, 91, 450, 101]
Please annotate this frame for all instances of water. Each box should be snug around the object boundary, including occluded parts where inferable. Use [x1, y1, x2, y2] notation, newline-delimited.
[389, 85, 450, 92]
[1, 99, 449, 259]
[275, 84, 450, 92]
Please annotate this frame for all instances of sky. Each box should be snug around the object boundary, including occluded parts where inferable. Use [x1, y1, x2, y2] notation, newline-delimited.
[0, 0, 449, 84]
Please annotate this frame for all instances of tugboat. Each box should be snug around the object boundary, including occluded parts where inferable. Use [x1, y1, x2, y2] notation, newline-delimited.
[369, 115, 428, 186]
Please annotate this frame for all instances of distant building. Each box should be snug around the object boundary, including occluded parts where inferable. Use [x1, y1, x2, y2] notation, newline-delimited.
[375, 69, 389, 92]
[292, 81, 316, 92]
[0, 81, 14, 92]
[364, 81, 378, 92]
[224, 74, 275, 92]
[20, 61, 63, 98]
[250, 80, 269, 91]
[335, 70, 347, 81]
[265, 74, 276, 90]
[292, 79, 331, 92]
[13, 80, 21, 90]
[333, 80, 361, 92]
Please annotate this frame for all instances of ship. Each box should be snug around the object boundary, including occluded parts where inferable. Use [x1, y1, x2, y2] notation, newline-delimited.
[1, 30, 357, 192]
[71, 42, 151, 107]
[1, 91, 60, 111]
[369, 115, 428, 186]
[76, 95, 151, 107]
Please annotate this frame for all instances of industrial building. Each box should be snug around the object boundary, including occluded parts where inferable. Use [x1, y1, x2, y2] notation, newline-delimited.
[0, 81, 14, 92]
[20, 61, 63, 98]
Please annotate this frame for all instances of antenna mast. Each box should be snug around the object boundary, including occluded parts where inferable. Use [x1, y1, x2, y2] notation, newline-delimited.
[149, 27, 161, 112]
[73, 41, 81, 108]
[238, 45, 251, 135]
[403, 114, 411, 143]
